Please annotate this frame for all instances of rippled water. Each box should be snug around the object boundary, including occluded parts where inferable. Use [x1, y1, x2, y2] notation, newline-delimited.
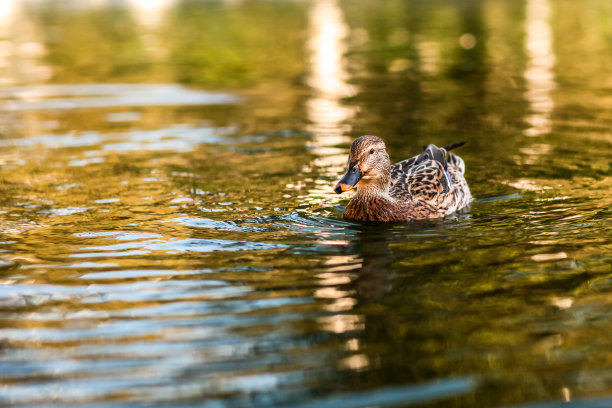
[0, 0, 611, 407]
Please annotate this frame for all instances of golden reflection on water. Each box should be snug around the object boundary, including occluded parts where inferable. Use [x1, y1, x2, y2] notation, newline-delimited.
[317, 314, 364, 334]
[306, 0, 354, 162]
[339, 353, 370, 371]
[0, 0, 51, 85]
[524, 0, 556, 137]
[129, 0, 175, 28]
[128, 0, 175, 59]
[416, 39, 440, 75]
[301, 0, 357, 208]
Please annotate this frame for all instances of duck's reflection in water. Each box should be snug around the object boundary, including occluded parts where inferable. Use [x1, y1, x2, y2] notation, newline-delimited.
[315, 213, 474, 338]
[352, 220, 463, 304]
[315, 216, 473, 387]
[314, 223, 400, 341]
[353, 225, 397, 304]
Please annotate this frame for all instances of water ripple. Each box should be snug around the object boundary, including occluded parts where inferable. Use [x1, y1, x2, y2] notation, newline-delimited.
[284, 377, 479, 408]
[70, 237, 289, 257]
[145, 238, 289, 253]
[0, 84, 241, 111]
[171, 216, 270, 232]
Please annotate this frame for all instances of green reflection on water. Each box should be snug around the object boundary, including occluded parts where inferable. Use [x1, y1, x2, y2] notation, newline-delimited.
[0, 0, 611, 407]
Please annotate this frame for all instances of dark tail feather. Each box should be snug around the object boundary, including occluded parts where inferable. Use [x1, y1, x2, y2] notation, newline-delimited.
[443, 141, 466, 151]
[422, 141, 466, 152]
[416, 142, 466, 171]
[416, 144, 447, 169]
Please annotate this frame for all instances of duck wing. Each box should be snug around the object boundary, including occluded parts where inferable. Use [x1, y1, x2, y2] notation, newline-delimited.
[390, 156, 418, 179]
[389, 144, 454, 201]
[391, 142, 465, 179]
[389, 155, 417, 198]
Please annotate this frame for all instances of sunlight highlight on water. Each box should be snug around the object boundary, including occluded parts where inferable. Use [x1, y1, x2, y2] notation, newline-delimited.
[0, 84, 240, 111]
[524, 0, 556, 137]
[306, 0, 354, 169]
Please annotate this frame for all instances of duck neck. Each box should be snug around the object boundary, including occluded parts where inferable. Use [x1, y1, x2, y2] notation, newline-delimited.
[355, 168, 391, 200]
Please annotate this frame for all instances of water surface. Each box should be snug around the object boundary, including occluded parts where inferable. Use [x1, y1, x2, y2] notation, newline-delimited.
[0, 0, 611, 407]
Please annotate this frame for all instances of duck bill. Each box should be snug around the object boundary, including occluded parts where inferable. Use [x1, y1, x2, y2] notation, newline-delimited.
[334, 165, 363, 194]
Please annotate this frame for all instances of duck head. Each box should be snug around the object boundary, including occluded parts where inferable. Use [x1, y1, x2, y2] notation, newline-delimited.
[334, 135, 391, 194]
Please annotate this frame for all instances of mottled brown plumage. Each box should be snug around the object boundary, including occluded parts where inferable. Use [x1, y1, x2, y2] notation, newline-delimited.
[334, 135, 471, 222]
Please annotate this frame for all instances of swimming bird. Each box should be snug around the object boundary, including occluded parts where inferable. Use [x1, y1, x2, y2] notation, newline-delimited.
[334, 135, 471, 222]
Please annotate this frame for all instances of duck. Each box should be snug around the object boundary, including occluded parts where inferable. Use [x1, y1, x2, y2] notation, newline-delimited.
[334, 135, 471, 222]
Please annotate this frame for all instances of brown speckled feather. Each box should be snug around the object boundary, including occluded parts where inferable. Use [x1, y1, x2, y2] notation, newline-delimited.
[336, 136, 472, 223]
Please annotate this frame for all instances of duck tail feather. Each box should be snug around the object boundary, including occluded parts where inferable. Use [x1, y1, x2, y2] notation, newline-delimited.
[443, 141, 467, 151]
[416, 144, 447, 170]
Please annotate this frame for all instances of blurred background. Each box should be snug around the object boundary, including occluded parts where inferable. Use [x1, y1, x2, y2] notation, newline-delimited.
[0, 0, 611, 407]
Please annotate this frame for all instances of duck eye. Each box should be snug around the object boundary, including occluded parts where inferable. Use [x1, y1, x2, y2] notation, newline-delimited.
[370, 149, 375, 154]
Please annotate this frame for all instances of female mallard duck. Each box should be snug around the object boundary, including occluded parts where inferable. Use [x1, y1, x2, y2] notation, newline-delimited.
[334, 135, 471, 222]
